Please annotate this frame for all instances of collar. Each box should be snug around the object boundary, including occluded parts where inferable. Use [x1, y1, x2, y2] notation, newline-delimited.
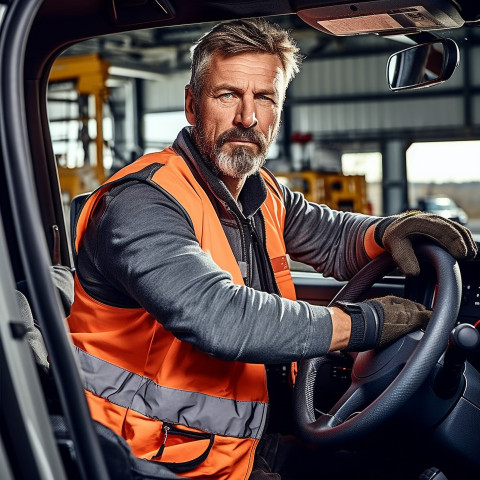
[172, 127, 267, 219]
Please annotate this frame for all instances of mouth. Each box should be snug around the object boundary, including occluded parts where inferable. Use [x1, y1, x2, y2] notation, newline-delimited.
[226, 137, 259, 146]
[229, 139, 257, 144]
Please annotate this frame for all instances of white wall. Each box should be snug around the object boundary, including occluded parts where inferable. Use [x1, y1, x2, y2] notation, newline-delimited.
[288, 45, 475, 137]
[143, 71, 190, 112]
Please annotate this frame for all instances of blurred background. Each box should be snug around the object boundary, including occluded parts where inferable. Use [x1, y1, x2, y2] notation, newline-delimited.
[46, 18, 480, 237]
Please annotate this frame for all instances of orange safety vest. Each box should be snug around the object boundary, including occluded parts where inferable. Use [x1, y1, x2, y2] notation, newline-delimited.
[68, 148, 296, 480]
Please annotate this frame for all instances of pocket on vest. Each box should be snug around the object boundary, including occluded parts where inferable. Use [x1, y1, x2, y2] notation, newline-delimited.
[151, 423, 214, 473]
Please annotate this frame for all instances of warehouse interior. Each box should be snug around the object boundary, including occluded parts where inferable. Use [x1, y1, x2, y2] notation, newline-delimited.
[46, 16, 480, 222]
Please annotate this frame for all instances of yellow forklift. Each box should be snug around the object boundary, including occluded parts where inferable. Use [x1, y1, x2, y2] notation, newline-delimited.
[48, 53, 110, 202]
[277, 132, 372, 214]
[275, 170, 371, 214]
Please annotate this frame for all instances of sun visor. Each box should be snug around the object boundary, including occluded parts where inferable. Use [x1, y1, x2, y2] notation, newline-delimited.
[297, 0, 464, 36]
[110, 0, 175, 26]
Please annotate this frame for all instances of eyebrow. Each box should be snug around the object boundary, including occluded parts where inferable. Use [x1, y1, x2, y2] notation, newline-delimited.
[212, 83, 277, 97]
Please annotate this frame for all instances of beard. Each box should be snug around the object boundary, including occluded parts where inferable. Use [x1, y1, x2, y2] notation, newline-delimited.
[194, 117, 276, 179]
[214, 142, 265, 178]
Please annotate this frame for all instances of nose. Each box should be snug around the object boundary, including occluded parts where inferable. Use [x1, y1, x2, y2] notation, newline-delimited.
[234, 97, 258, 129]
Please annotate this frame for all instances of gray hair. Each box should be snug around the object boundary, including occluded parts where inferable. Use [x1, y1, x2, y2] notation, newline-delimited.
[189, 18, 302, 101]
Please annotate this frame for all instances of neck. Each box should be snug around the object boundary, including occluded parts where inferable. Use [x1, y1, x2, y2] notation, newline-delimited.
[219, 174, 246, 201]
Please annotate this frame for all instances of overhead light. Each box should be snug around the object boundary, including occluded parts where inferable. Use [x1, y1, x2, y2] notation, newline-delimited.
[297, 0, 464, 36]
[109, 66, 166, 81]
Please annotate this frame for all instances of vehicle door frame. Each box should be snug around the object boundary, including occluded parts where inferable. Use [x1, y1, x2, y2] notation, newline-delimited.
[0, 1, 109, 478]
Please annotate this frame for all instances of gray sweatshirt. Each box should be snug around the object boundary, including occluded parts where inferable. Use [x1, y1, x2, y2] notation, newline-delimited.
[76, 128, 379, 364]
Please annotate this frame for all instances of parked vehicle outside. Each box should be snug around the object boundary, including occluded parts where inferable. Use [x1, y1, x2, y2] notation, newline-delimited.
[417, 196, 469, 225]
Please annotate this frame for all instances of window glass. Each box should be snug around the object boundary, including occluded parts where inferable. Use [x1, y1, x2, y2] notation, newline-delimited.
[407, 141, 480, 229]
[144, 111, 188, 153]
[342, 152, 382, 216]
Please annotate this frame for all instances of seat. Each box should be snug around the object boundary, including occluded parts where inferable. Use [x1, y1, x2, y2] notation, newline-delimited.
[70, 192, 90, 266]
[15, 289, 49, 372]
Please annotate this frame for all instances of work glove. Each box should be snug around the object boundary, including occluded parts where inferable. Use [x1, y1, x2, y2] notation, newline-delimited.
[335, 296, 431, 351]
[374, 212, 477, 276]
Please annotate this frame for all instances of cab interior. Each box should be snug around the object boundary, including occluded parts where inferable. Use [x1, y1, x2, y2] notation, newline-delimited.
[1, 1, 480, 479]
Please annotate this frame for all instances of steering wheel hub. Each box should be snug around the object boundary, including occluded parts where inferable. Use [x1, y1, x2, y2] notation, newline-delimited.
[353, 331, 425, 378]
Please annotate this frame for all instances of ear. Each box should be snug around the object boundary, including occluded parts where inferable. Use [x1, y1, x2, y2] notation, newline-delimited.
[185, 85, 196, 126]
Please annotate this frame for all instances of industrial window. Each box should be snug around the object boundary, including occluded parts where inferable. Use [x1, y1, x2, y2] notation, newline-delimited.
[143, 111, 188, 153]
[342, 152, 382, 216]
[407, 141, 480, 228]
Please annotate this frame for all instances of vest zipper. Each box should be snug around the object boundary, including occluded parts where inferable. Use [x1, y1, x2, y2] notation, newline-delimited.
[247, 215, 281, 296]
[225, 204, 251, 286]
[225, 203, 280, 296]
[156, 424, 170, 459]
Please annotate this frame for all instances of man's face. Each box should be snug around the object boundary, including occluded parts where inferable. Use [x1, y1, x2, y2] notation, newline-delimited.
[186, 52, 286, 179]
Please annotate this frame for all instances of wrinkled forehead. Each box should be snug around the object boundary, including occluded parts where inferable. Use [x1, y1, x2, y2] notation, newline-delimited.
[206, 52, 287, 93]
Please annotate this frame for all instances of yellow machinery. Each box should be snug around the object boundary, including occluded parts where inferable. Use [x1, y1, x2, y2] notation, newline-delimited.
[275, 171, 371, 214]
[49, 53, 110, 201]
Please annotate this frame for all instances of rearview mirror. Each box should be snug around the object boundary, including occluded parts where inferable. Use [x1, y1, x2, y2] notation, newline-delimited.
[386, 38, 459, 91]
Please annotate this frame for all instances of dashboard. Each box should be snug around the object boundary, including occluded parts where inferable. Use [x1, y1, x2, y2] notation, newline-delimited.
[458, 258, 480, 327]
[406, 248, 480, 370]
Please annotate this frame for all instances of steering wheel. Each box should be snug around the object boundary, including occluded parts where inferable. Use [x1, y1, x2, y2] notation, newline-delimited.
[293, 243, 461, 448]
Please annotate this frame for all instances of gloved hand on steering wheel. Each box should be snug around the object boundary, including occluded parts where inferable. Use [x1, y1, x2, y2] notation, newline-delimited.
[334, 296, 431, 351]
[372, 212, 477, 276]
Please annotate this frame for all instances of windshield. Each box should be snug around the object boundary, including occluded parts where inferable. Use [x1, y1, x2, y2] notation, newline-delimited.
[48, 18, 480, 255]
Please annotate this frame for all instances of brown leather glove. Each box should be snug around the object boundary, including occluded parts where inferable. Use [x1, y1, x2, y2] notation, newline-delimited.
[335, 295, 431, 351]
[375, 212, 477, 276]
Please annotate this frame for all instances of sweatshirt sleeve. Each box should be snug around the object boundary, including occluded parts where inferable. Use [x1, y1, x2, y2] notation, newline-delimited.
[280, 184, 382, 281]
[81, 182, 334, 364]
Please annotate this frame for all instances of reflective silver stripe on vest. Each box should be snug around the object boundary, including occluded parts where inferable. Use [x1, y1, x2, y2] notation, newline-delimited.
[75, 346, 268, 439]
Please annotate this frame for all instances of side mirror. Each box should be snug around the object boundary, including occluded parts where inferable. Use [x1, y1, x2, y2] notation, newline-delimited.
[386, 38, 459, 91]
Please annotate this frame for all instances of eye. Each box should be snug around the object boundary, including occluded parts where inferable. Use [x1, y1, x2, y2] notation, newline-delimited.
[218, 92, 235, 101]
[258, 95, 275, 104]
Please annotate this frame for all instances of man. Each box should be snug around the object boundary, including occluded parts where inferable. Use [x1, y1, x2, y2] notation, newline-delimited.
[68, 19, 477, 480]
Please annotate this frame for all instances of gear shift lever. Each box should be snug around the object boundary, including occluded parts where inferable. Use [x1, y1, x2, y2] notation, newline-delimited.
[433, 323, 480, 400]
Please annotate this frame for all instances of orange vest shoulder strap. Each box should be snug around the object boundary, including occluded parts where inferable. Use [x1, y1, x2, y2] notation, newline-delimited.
[74, 149, 177, 253]
[149, 155, 245, 284]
